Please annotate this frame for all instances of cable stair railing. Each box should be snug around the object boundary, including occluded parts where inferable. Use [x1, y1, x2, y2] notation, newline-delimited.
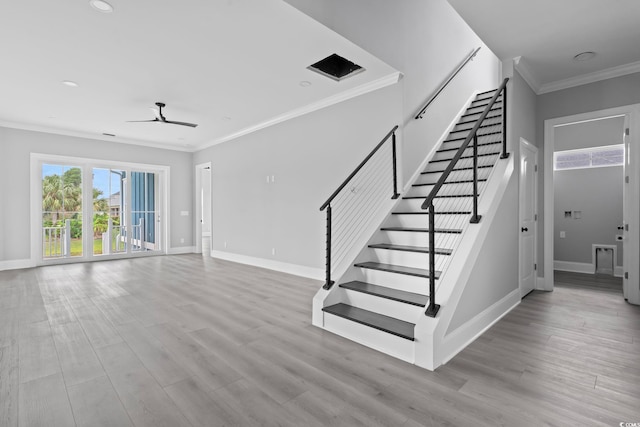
[319, 125, 400, 290]
[421, 77, 509, 317]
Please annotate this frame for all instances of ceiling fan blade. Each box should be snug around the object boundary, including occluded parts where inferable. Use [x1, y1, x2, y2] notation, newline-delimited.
[126, 119, 160, 123]
[164, 120, 198, 128]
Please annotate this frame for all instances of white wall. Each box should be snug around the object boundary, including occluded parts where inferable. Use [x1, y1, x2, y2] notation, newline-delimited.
[192, 84, 402, 272]
[553, 116, 625, 266]
[0, 127, 193, 263]
[286, 0, 501, 186]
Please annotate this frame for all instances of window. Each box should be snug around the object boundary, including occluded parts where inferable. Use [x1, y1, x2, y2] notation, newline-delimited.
[554, 144, 624, 171]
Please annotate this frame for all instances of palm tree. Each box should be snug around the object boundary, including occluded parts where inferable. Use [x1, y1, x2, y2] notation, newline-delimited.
[42, 174, 64, 223]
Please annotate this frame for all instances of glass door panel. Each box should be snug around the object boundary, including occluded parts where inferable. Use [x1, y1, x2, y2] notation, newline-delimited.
[42, 164, 83, 258]
[92, 168, 126, 255]
[130, 171, 158, 252]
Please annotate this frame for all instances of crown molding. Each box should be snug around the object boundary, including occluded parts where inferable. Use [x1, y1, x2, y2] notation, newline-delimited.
[0, 120, 191, 152]
[193, 71, 403, 152]
[538, 60, 640, 95]
[512, 56, 541, 94]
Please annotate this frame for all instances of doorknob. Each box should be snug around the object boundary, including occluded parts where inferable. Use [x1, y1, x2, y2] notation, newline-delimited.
[521, 227, 528, 232]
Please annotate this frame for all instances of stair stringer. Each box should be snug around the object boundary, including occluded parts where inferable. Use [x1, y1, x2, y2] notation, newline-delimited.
[312, 91, 481, 330]
[414, 155, 516, 370]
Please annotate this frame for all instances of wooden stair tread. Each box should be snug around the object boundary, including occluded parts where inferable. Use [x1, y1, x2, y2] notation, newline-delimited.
[368, 243, 452, 256]
[392, 211, 471, 215]
[413, 179, 487, 187]
[429, 152, 501, 163]
[422, 165, 493, 174]
[437, 141, 501, 154]
[323, 303, 415, 340]
[381, 227, 462, 234]
[340, 281, 429, 307]
[354, 261, 441, 279]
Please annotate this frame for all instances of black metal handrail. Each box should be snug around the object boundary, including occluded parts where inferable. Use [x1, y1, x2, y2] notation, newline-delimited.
[415, 47, 481, 120]
[320, 125, 400, 290]
[422, 77, 510, 317]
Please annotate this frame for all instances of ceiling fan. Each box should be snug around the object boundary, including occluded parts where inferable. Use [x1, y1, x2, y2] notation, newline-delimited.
[128, 102, 198, 128]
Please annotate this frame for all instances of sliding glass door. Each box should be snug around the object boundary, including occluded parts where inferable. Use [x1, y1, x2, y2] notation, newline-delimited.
[41, 164, 83, 259]
[37, 156, 165, 264]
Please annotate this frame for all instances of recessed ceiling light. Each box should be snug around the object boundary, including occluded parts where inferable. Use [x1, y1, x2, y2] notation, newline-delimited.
[299, 81, 312, 87]
[62, 80, 79, 87]
[222, 116, 232, 121]
[89, 0, 114, 13]
[573, 51, 596, 62]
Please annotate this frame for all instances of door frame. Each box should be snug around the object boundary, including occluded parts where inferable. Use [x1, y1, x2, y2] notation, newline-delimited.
[30, 153, 170, 265]
[543, 104, 640, 305]
[519, 137, 538, 297]
[194, 162, 212, 255]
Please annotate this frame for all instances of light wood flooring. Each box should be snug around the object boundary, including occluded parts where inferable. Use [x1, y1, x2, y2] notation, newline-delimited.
[1, 256, 639, 426]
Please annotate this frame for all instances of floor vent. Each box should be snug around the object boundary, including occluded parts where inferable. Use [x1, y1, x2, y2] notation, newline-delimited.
[308, 53, 364, 81]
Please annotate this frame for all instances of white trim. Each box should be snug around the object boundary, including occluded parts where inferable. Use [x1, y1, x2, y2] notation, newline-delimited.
[440, 289, 520, 366]
[539, 60, 640, 95]
[544, 105, 640, 301]
[0, 120, 190, 152]
[211, 250, 323, 280]
[168, 246, 196, 255]
[536, 276, 547, 290]
[0, 259, 36, 271]
[194, 72, 402, 151]
[554, 260, 594, 274]
[513, 56, 540, 94]
[31, 153, 171, 266]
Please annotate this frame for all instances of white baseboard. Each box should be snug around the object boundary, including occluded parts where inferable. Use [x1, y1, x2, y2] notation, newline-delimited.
[614, 266, 624, 278]
[210, 250, 323, 280]
[554, 260, 594, 274]
[440, 289, 520, 366]
[536, 276, 547, 291]
[168, 246, 196, 255]
[554, 260, 624, 278]
[0, 258, 36, 271]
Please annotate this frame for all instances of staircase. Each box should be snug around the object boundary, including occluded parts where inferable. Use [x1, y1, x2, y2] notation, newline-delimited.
[315, 86, 510, 367]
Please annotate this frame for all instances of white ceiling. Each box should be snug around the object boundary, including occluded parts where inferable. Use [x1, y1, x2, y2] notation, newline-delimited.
[0, 0, 398, 151]
[447, 0, 640, 93]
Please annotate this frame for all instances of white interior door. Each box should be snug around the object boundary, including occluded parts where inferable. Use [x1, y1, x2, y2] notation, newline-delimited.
[519, 139, 538, 297]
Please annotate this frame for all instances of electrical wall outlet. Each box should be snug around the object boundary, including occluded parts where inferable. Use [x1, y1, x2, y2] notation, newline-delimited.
[560, 231, 566, 238]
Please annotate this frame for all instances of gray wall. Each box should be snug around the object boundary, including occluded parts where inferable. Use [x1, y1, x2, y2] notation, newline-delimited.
[193, 84, 403, 270]
[554, 116, 625, 266]
[0, 127, 193, 262]
[537, 71, 640, 275]
[286, 0, 501, 186]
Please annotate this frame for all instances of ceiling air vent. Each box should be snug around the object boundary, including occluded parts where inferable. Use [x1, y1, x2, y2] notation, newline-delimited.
[308, 53, 364, 81]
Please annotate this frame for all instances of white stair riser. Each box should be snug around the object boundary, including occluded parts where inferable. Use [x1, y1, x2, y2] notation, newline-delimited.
[369, 248, 449, 271]
[342, 289, 423, 323]
[387, 214, 470, 229]
[381, 230, 460, 248]
[354, 268, 432, 294]
[322, 312, 414, 363]
[405, 184, 484, 199]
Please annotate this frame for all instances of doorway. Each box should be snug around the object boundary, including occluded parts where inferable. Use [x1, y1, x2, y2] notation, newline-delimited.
[195, 162, 212, 256]
[544, 105, 639, 305]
